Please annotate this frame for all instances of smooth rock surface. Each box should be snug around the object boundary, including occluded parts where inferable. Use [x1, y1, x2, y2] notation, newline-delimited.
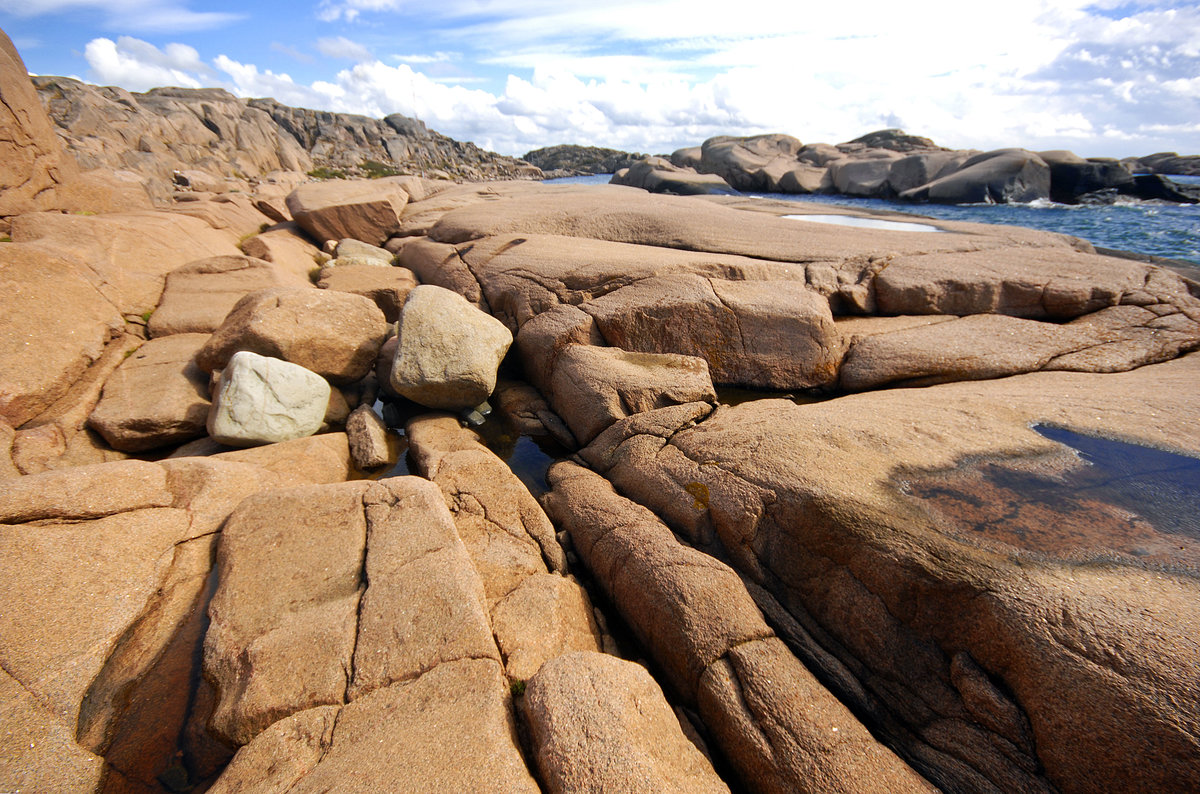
[88, 333, 211, 451]
[524, 651, 730, 794]
[149, 255, 312, 338]
[390, 285, 513, 410]
[206, 351, 331, 447]
[196, 286, 387, 383]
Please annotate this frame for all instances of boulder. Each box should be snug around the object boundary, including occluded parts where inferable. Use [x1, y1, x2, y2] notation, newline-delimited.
[581, 274, 841, 390]
[845, 129, 945, 153]
[196, 286, 387, 383]
[316, 263, 418, 322]
[389, 285, 513, 410]
[395, 236, 489, 309]
[886, 151, 972, 195]
[776, 163, 829, 193]
[827, 151, 903, 197]
[207, 351, 331, 447]
[524, 651, 730, 793]
[611, 156, 737, 195]
[335, 238, 393, 263]
[87, 333, 211, 451]
[696, 134, 805, 191]
[1039, 150, 1135, 203]
[900, 149, 1050, 204]
[286, 176, 423, 245]
[149, 255, 312, 338]
[548, 344, 717, 444]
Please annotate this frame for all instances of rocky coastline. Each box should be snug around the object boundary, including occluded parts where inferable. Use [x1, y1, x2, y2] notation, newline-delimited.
[611, 130, 1200, 205]
[4, 26, 1200, 794]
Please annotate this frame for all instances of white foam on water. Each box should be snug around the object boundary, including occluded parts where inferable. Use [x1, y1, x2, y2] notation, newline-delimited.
[783, 214, 943, 232]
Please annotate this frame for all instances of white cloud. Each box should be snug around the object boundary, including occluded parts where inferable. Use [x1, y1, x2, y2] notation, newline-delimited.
[73, 0, 1200, 159]
[316, 36, 373, 63]
[84, 37, 207, 91]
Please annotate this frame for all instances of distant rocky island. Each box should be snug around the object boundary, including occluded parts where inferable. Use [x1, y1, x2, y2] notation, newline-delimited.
[609, 130, 1200, 205]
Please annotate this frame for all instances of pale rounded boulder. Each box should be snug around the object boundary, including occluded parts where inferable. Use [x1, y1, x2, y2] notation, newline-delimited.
[207, 351, 331, 447]
[389, 285, 513, 410]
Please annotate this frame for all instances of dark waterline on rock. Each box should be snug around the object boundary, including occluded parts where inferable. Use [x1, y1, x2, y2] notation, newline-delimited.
[902, 425, 1200, 575]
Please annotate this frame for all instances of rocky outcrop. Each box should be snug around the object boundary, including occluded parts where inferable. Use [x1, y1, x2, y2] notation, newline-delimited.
[5, 41, 1200, 792]
[522, 144, 646, 176]
[636, 129, 1200, 206]
[33, 77, 541, 204]
[1123, 151, 1200, 176]
[612, 156, 738, 195]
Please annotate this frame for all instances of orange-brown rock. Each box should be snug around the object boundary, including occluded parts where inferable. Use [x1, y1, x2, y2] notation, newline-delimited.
[149, 255, 312, 338]
[316, 262, 417, 322]
[524, 651, 730, 793]
[196, 286, 387, 383]
[88, 333, 211, 451]
[286, 176, 424, 245]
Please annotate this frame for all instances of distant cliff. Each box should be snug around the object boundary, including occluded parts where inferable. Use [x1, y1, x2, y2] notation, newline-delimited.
[33, 77, 542, 203]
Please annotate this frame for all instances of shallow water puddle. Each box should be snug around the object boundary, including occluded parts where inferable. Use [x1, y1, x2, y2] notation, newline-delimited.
[901, 425, 1200, 574]
[783, 214, 943, 232]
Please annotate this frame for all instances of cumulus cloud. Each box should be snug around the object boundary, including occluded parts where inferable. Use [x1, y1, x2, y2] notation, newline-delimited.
[11, 0, 240, 31]
[85, 37, 208, 91]
[74, 0, 1200, 157]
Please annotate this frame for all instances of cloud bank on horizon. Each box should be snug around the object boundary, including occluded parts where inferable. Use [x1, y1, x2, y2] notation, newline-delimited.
[3, 0, 1198, 158]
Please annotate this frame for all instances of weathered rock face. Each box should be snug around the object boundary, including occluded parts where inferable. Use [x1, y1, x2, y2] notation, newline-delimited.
[524, 651, 731, 793]
[316, 263, 417, 322]
[204, 477, 499, 745]
[196, 286, 388, 383]
[389, 285, 514, 410]
[149, 255, 312, 338]
[543, 462, 934, 793]
[523, 144, 646, 176]
[575, 356, 1200, 792]
[88, 333, 211, 451]
[33, 76, 541, 204]
[900, 149, 1051, 203]
[611, 156, 737, 195]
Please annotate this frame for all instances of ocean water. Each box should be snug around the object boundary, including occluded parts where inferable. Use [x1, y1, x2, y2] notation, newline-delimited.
[547, 173, 1200, 275]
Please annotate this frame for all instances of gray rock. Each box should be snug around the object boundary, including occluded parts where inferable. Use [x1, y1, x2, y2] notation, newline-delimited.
[334, 238, 393, 263]
[389, 285, 513, 410]
[207, 351, 331, 447]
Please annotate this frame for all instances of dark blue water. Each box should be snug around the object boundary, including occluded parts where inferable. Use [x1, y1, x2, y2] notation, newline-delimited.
[548, 174, 1200, 271]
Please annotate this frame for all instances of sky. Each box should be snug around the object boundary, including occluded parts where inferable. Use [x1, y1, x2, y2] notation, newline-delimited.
[2, 0, 1198, 159]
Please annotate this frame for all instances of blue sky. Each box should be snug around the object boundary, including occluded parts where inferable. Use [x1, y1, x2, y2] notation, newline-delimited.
[2, 0, 1198, 158]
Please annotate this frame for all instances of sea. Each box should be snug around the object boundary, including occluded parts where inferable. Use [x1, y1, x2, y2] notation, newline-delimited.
[547, 173, 1200, 279]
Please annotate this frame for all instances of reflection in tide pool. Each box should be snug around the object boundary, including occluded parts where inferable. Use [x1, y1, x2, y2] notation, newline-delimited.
[902, 425, 1200, 575]
[783, 214, 943, 233]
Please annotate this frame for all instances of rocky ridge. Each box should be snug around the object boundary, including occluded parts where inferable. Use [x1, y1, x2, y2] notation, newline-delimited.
[32, 75, 541, 204]
[4, 27, 1200, 794]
